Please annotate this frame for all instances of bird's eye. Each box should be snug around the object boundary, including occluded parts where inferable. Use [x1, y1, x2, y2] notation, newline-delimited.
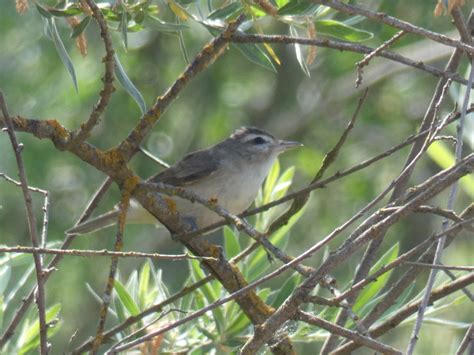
[252, 137, 266, 145]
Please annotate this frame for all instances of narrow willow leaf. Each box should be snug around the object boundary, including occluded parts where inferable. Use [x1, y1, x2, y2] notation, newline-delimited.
[115, 279, 140, 316]
[427, 141, 474, 198]
[263, 159, 280, 204]
[121, 11, 129, 49]
[18, 304, 62, 354]
[71, 16, 91, 38]
[177, 20, 190, 65]
[290, 25, 310, 77]
[270, 272, 302, 308]
[168, 0, 189, 20]
[48, 18, 78, 92]
[189, 259, 225, 332]
[275, 0, 290, 9]
[353, 243, 399, 313]
[248, 208, 304, 280]
[0, 252, 32, 267]
[224, 226, 240, 258]
[272, 166, 295, 200]
[145, 15, 189, 32]
[278, 1, 320, 16]
[138, 261, 151, 308]
[208, 2, 243, 20]
[226, 304, 251, 336]
[46, 7, 82, 17]
[205, 25, 276, 72]
[378, 282, 415, 322]
[35, 3, 52, 18]
[6, 265, 34, 305]
[232, 43, 277, 73]
[315, 19, 373, 41]
[114, 53, 147, 114]
[0, 266, 11, 295]
[263, 43, 281, 66]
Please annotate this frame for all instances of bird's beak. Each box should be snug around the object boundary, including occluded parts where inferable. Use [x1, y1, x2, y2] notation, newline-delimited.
[277, 140, 303, 152]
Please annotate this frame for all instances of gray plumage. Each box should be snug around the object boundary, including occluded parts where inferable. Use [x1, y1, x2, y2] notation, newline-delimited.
[66, 127, 301, 235]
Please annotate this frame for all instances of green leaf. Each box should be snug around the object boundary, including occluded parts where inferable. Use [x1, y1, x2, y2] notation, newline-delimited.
[208, 2, 243, 20]
[126, 270, 139, 300]
[248, 208, 304, 280]
[154, 269, 170, 301]
[427, 141, 474, 198]
[0, 295, 4, 329]
[269, 272, 302, 308]
[46, 7, 82, 17]
[272, 166, 295, 200]
[189, 260, 225, 332]
[114, 280, 140, 316]
[18, 304, 62, 354]
[35, 3, 52, 18]
[47, 18, 78, 92]
[121, 11, 129, 49]
[232, 43, 277, 73]
[0, 252, 32, 267]
[114, 53, 147, 114]
[379, 282, 415, 322]
[278, 1, 320, 16]
[290, 25, 310, 77]
[0, 266, 11, 295]
[315, 19, 373, 42]
[138, 261, 151, 308]
[71, 16, 91, 38]
[145, 15, 189, 32]
[353, 243, 399, 313]
[226, 304, 251, 336]
[112, 293, 127, 322]
[177, 20, 190, 65]
[263, 159, 280, 205]
[224, 226, 240, 258]
[205, 26, 276, 72]
[275, 0, 290, 9]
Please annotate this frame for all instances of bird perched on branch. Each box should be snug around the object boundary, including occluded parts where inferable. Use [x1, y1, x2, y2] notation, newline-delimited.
[67, 127, 302, 235]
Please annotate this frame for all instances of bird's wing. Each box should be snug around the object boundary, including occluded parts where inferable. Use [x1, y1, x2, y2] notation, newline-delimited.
[147, 148, 220, 186]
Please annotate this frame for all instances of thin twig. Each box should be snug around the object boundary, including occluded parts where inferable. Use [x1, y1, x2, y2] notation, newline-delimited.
[316, 0, 474, 55]
[0, 246, 215, 261]
[332, 272, 474, 354]
[267, 88, 367, 235]
[407, 57, 474, 355]
[442, 267, 474, 302]
[91, 186, 132, 353]
[404, 262, 474, 271]
[0, 177, 113, 346]
[327, 14, 474, 353]
[356, 30, 406, 87]
[455, 324, 474, 355]
[71, 0, 115, 143]
[1, 93, 49, 354]
[176, 107, 470, 240]
[329, 217, 474, 304]
[117, 14, 246, 159]
[240, 154, 474, 353]
[146, 182, 314, 276]
[230, 33, 469, 86]
[107, 308, 187, 353]
[296, 310, 402, 354]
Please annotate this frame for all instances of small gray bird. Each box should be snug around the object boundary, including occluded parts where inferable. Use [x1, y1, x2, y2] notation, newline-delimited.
[67, 127, 301, 235]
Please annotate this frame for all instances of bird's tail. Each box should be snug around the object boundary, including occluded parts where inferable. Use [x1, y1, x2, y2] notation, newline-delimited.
[66, 209, 119, 235]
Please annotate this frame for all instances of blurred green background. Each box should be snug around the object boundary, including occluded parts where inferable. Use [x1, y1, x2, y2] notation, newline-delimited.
[1, 0, 473, 353]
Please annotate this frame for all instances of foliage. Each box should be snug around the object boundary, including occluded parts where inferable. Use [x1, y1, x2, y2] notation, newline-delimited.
[1, 0, 473, 353]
